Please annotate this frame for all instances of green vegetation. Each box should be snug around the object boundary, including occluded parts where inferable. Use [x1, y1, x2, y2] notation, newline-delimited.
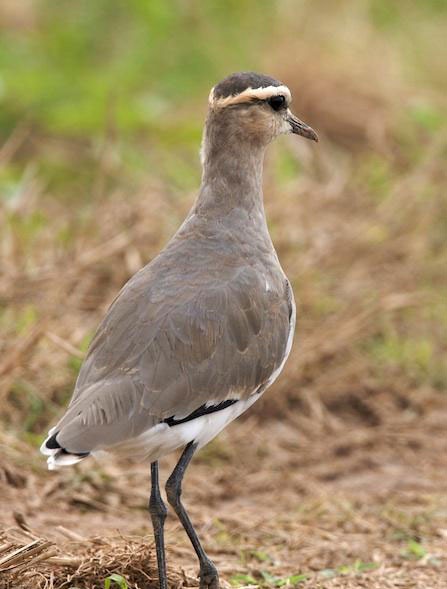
[230, 571, 310, 588]
[0, 0, 276, 199]
[230, 561, 381, 587]
[104, 574, 128, 589]
[402, 539, 427, 560]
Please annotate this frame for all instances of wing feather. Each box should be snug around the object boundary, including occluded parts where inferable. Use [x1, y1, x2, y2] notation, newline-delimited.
[54, 231, 293, 453]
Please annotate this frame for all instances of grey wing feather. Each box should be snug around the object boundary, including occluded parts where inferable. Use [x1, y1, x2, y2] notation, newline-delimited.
[54, 241, 291, 452]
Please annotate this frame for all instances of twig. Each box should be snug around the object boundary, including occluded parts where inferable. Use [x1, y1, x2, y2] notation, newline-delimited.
[0, 539, 53, 572]
[0, 123, 29, 168]
[45, 331, 85, 359]
[0, 324, 44, 378]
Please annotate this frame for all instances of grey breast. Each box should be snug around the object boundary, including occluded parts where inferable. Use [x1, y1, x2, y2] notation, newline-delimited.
[54, 210, 292, 453]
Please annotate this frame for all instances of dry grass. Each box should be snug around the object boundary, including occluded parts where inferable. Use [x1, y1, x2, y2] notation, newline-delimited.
[0, 529, 183, 589]
[1, 2, 447, 588]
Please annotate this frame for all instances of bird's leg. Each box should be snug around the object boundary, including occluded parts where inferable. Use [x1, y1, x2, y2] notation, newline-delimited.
[149, 461, 168, 589]
[166, 442, 219, 589]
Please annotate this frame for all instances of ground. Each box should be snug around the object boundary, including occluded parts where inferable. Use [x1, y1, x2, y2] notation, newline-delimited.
[1, 388, 447, 588]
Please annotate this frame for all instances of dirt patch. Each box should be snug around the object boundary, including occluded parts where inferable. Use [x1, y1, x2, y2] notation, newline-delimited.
[1, 404, 446, 589]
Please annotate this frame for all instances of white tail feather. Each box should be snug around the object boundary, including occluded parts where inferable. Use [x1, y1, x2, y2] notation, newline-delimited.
[47, 451, 86, 470]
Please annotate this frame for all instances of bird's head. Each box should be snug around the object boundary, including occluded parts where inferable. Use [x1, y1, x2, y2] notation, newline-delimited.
[205, 71, 318, 151]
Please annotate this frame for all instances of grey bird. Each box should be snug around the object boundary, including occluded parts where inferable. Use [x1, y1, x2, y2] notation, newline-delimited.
[41, 71, 318, 589]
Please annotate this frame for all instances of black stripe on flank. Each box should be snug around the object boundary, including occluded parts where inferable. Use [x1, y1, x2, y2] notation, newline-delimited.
[59, 448, 90, 457]
[163, 399, 239, 427]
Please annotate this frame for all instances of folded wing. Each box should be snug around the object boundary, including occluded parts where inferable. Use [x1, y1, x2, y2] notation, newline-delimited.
[51, 250, 292, 454]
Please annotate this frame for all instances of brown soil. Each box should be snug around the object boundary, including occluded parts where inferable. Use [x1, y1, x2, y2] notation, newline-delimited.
[1, 394, 447, 589]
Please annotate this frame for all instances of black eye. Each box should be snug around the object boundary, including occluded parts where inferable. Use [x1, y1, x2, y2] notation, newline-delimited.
[268, 95, 286, 111]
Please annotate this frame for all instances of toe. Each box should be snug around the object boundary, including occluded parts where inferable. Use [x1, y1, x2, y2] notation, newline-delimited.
[199, 575, 219, 589]
[199, 561, 219, 589]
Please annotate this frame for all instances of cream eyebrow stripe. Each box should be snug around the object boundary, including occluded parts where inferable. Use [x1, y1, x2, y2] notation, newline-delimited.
[209, 84, 291, 108]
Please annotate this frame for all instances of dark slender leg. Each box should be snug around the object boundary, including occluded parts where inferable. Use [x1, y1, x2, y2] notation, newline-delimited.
[149, 461, 168, 589]
[166, 442, 219, 589]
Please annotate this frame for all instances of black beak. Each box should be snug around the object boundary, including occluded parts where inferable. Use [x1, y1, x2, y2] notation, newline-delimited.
[288, 113, 319, 142]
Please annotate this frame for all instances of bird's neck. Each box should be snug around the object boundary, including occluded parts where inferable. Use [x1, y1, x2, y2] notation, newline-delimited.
[194, 128, 266, 218]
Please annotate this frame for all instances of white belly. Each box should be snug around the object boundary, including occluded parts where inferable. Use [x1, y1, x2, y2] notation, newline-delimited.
[97, 391, 262, 463]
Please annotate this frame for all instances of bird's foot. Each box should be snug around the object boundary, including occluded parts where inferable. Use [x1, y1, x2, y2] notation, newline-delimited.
[199, 559, 219, 589]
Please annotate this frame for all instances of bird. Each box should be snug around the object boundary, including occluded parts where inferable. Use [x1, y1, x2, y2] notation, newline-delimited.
[41, 71, 318, 589]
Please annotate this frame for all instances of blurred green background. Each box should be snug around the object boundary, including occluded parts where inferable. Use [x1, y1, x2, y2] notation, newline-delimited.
[1, 0, 280, 199]
[1, 0, 446, 199]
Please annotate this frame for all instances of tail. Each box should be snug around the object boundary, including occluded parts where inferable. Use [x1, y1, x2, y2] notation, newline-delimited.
[40, 428, 90, 470]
